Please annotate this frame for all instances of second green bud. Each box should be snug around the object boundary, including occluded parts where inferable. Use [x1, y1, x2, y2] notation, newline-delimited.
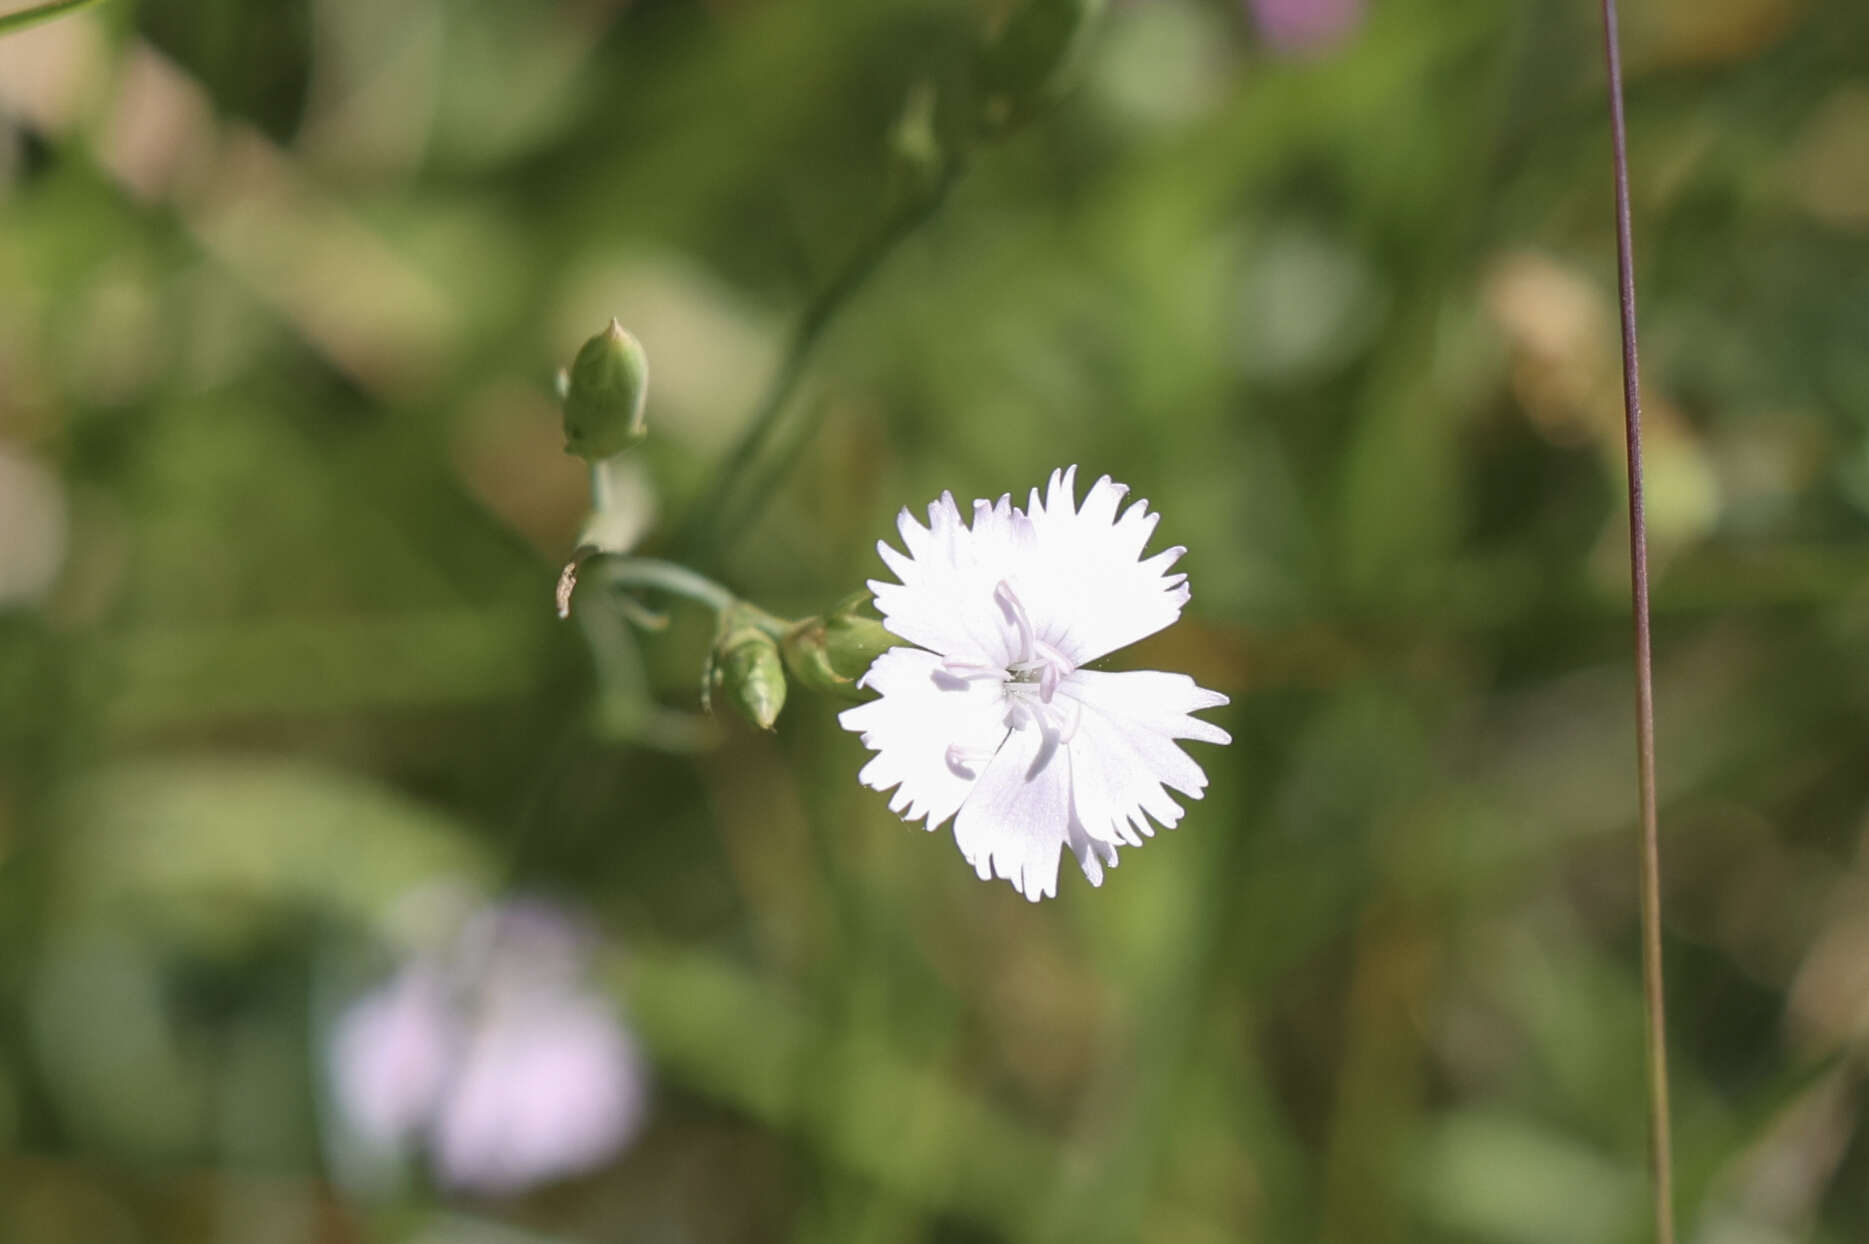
[709, 607, 788, 731]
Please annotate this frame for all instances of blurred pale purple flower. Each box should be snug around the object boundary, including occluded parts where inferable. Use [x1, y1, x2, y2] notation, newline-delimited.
[1247, 0, 1365, 53]
[433, 992, 644, 1194]
[328, 899, 647, 1195]
[329, 964, 457, 1150]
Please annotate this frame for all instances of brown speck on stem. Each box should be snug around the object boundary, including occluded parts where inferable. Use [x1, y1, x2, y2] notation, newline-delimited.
[555, 546, 597, 620]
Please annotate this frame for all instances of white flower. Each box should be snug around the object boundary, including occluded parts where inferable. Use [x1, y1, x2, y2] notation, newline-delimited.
[839, 466, 1231, 901]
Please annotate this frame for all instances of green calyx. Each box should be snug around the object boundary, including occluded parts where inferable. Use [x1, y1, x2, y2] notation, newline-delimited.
[780, 593, 897, 701]
[562, 319, 650, 460]
[708, 607, 788, 731]
[700, 595, 897, 728]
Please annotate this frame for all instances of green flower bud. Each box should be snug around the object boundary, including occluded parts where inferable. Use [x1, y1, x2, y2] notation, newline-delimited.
[780, 593, 898, 701]
[561, 319, 649, 460]
[709, 615, 788, 731]
[976, 0, 1108, 138]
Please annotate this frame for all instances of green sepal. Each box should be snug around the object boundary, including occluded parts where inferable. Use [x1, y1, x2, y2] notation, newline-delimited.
[561, 319, 649, 460]
[708, 606, 788, 730]
[780, 593, 897, 701]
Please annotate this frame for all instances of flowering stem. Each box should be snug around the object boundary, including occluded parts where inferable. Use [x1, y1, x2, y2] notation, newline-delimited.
[679, 166, 960, 560]
[0, 0, 106, 36]
[589, 455, 629, 515]
[582, 557, 741, 617]
[1600, 3, 1674, 1241]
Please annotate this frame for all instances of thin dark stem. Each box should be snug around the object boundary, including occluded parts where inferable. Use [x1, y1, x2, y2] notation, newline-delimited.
[676, 169, 958, 562]
[1600, 3, 1674, 1241]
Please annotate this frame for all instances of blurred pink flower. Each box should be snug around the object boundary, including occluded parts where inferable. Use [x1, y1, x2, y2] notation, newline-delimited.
[327, 898, 647, 1195]
[433, 993, 646, 1194]
[330, 964, 458, 1150]
[1247, 0, 1365, 53]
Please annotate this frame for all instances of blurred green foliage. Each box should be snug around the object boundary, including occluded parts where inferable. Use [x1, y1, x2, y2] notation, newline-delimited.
[3, 0, 1869, 1240]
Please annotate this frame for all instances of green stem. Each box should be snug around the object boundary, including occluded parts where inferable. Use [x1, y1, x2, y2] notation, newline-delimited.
[678, 166, 960, 561]
[0, 0, 107, 36]
[590, 457, 625, 514]
[586, 557, 740, 616]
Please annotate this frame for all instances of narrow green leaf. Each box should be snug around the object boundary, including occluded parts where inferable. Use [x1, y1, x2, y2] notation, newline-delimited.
[0, 0, 109, 38]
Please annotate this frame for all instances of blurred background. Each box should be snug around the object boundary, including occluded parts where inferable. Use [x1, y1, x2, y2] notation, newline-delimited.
[2, 0, 1869, 1239]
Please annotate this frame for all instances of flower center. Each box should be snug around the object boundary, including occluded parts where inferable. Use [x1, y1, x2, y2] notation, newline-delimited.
[940, 581, 1079, 778]
[994, 580, 1075, 698]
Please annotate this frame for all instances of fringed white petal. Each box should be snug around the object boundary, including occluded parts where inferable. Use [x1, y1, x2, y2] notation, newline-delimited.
[867, 493, 1033, 668]
[1066, 815, 1119, 888]
[839, 647, 1010, 831]
[1013, 466, 1192, 665]
[945, 731, 1129, 900]
[1057, 669, 1231, 846]
[950, 724, 1073, 902]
